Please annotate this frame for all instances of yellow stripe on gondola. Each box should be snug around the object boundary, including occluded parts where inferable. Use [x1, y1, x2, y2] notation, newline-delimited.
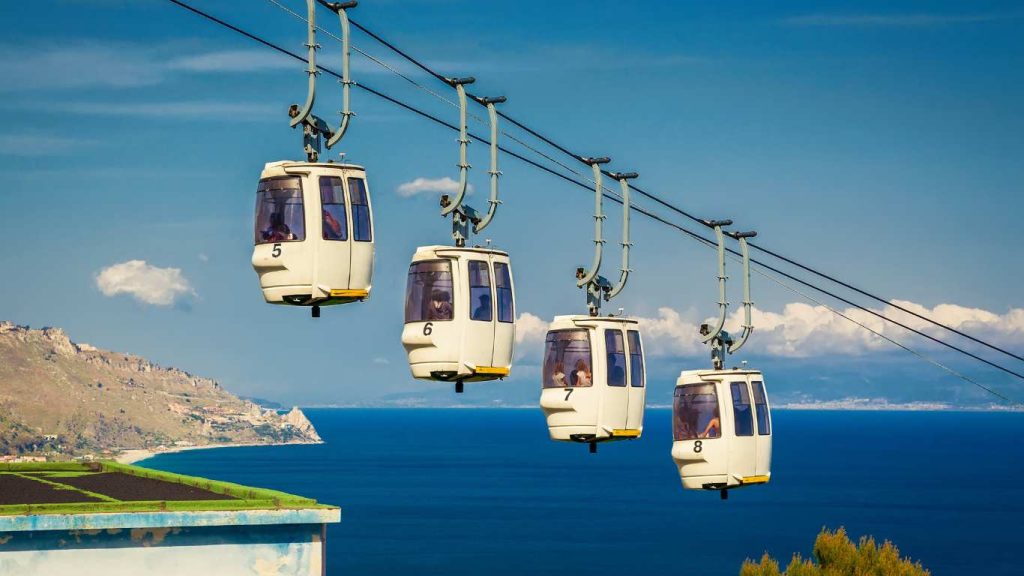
[473, 366, 510, 376]
[329, 289, 369, 299]
[611, 429, 641, 438]
[741, 475, 770, 485]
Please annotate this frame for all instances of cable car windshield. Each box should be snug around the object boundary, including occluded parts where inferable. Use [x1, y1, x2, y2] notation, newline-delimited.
[674, 384, 721, 440]
[731, 382, 755, 437]
[494, 262, 514, 323]
[406, 261, 454, 322]
[255, 178, 305, 244]
[543, 330, 592, 388]
[605, 330, 627, 387]
[468, 261, 492, 322]
[752, 381, 771, 435]
[627, 330, 644, 388]
[320, 177, 348, 241]
[349, 178, 372, 242]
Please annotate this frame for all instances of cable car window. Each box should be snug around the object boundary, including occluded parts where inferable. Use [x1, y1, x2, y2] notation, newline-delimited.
[494, 262, 514, 323]
[543, 330, 592, 388]
[255, 177, 305, 244]
[348, 178, 372, 242]
[405, 261, 453, 323]
[605, 330, 627, 387]
[627, 330, 644, 388]
[319, 177, 348, 241]
[731, 382, 754, 437]
[468, 261, 492, 322]
[752, 380, 771, 435]
[673, 384, 720, 440]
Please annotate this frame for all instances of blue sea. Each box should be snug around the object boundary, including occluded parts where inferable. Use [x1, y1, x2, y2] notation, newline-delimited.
[144, 409, 1024, 575]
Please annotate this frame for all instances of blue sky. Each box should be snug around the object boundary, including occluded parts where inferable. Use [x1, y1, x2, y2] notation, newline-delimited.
[1, 0, 1022, 406]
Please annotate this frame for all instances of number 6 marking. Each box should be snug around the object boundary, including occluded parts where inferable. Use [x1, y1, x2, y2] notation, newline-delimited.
[423, 322, 433, 336]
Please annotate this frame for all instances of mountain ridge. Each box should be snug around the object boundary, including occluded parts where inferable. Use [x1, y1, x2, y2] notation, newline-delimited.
[0, 321, 321, 459]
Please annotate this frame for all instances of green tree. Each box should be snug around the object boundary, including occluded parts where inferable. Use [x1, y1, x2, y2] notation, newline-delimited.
[740, 527, 930, 576]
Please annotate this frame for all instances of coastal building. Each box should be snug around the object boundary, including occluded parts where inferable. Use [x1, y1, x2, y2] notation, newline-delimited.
[0, 461, 339, 575]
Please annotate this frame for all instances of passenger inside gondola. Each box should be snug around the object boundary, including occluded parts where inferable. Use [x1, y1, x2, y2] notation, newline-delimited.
[674, 384, 721, 440]
[429, 290, 453, 320]
[551, 362, 567, 387]
[574, 359, 591, 387]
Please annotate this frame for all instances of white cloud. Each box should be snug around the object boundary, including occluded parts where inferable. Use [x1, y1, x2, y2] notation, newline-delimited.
[396, 177, 473, 198]
[781, 12, 1021, 28]
[0, 42, 307, 93]
[95, 260, 195, 307]
[515, 301, 1024, 360]
[0, 134, 91, 156]
[167, 50, 295, 72]
[60, 101, 280, 120]
[372, 357, 391, 365]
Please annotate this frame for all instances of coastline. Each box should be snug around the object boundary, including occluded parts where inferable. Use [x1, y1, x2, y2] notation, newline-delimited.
[116, 439, 323, 465]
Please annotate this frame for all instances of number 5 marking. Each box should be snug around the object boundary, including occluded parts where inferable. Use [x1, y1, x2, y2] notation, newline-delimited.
[271, 243, 282, 258]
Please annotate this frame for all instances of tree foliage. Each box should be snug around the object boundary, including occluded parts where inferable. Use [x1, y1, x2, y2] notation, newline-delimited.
[740, 527, 930, 576]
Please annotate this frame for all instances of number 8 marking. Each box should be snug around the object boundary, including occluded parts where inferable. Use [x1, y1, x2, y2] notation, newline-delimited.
[694, 440, 703, 453]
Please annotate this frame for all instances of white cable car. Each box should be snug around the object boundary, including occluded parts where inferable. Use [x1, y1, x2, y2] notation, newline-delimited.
[671, 222, 771, 498]
[401, 245, 515, 392]
[671, 370, 772, 498]
[540, 315, 646, 452]
[539, 161, 645, 452]
[252, 0, 372, 317]
[402, 76, 516, 392]
[252, 161, 374, 316]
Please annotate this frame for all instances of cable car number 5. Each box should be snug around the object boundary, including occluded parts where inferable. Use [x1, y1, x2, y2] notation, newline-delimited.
[271, 243, 282, 258]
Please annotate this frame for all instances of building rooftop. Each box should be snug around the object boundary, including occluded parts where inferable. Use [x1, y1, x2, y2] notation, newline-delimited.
[0, 462, 339, 532]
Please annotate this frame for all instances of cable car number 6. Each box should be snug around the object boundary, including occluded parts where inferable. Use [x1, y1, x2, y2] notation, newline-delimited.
[423, 322, 433, 336]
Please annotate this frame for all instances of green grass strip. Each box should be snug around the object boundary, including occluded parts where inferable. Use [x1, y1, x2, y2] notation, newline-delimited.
[0, 499, 336, 516]
[9, 472, 120, 503]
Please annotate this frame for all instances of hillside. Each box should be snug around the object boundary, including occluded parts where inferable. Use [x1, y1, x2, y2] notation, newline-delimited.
[0, 321, 320, 458]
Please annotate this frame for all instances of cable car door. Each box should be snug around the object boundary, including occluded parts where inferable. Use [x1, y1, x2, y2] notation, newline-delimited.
[751, 377, 772, 477]
[625, 329, 645, 432]
[464, 258, 495, 373]
[727, 380, 757, 481]
[601, 328, 629, 433]
[317, 175, 352, 293]
[490, 257, 515, 372]
[347, 175, 374, 290]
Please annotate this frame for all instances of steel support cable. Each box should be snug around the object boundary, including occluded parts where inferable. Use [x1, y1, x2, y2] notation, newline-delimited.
[266, 0, 611, 195]
[164, 0, 1024, 390]
[745, 260, 1018, 405]
[341, 11, 1024, 365]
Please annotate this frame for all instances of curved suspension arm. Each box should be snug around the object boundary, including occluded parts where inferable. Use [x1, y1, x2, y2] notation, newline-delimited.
[702, 220, 733, 343]
[473, 96, 507, 233]
[576, 158, 611, 288]
[728, 231, 757, 353]
[290, 0, 318, 128]
[321, 1, 358, 149]
[441, 77, 475, 217]
[606, 172, 639, 300]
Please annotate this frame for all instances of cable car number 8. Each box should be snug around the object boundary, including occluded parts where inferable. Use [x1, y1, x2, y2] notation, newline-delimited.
[693, 440, 702, 453]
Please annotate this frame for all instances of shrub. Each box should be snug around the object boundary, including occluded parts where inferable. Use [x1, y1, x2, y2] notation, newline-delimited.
[740, 527, 930, 575]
